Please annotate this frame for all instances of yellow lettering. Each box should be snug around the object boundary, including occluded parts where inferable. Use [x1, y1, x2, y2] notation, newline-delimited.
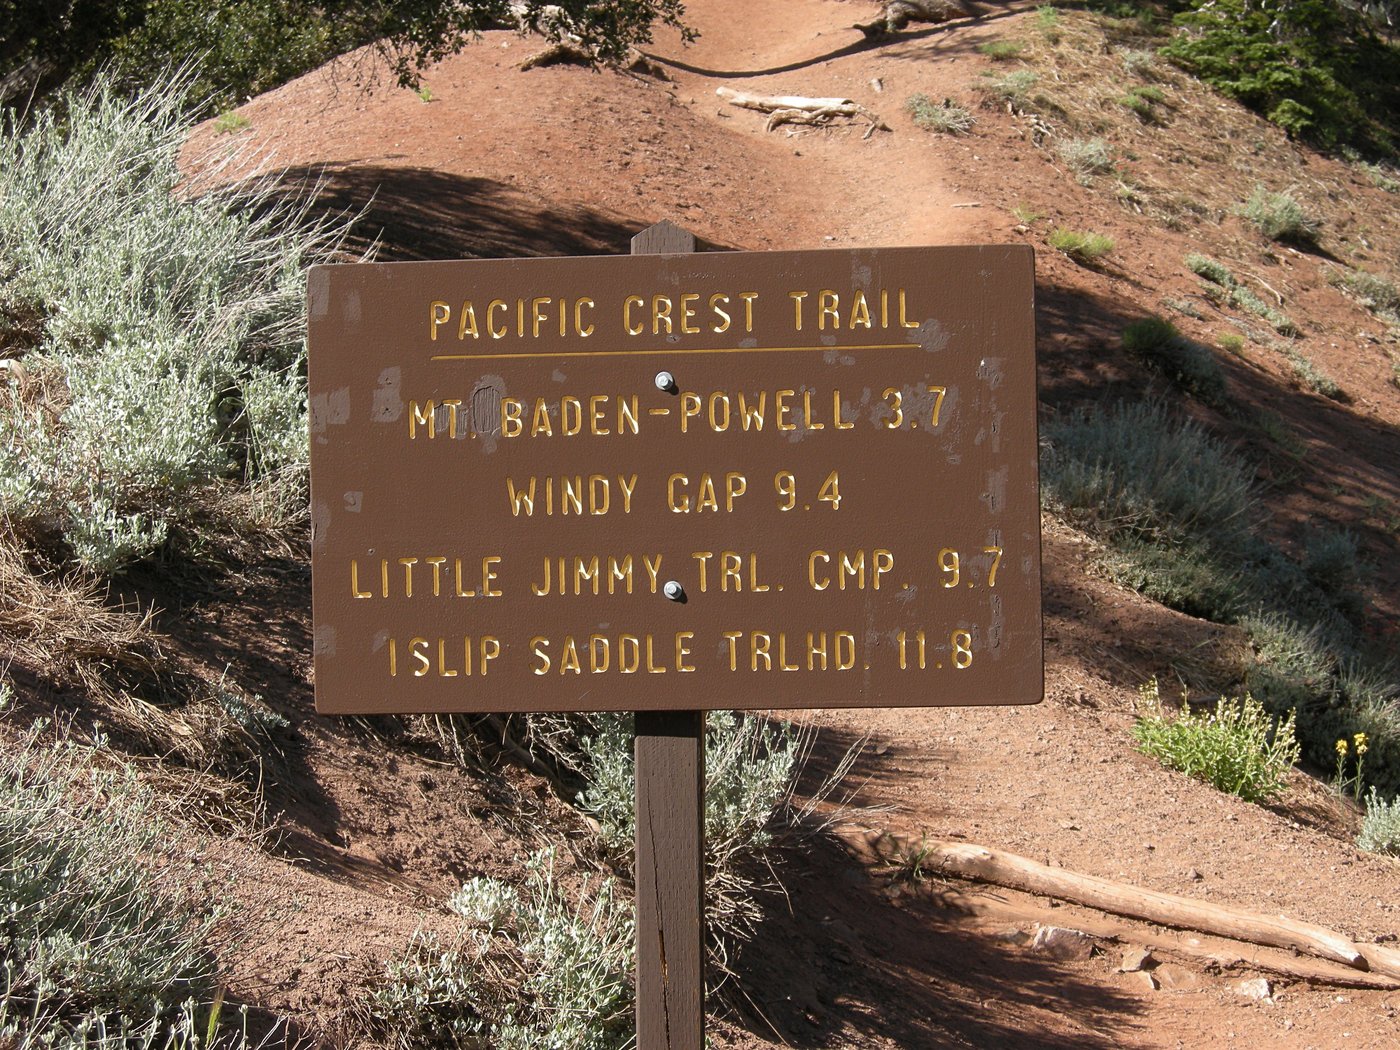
[410, 400, 435, 440]
[501, 398, 523, 437]
[531, 297, 551, 338]
[531, 637, 550, 675]
[709, 293, 731, 333]
[776, 389, 796, 431]
[849, 290, 871, 330]
[652, 295, 673, 335]
[680, 293, 700, 334]
[589, 395, 610, 435]
[430, 300, 450, 340]
[575, 297, 595, 337]
[624, 295, 645, 336]
[487, 299, 508, 339]
[457, 303, 478, 340]
[789, 290, 808, 330]
[351, 559, 372, 599]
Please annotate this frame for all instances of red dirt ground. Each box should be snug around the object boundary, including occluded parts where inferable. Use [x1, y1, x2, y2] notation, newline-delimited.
[160, 1, 1400, 1046]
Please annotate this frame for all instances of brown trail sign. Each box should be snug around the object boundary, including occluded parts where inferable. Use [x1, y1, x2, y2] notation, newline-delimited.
[308, 239, 1041, 714]
[307, 222, 1040, 1048]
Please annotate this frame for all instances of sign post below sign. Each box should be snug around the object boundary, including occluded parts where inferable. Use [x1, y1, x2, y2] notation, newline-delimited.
[631, 221, 705, 1050]
[306, 223, 1041, 1048]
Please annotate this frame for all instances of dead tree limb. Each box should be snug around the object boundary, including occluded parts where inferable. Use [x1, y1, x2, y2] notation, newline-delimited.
[855, 0, 970, 37]
[716, 87, 889, 137]
[841, 827, 1379, 973]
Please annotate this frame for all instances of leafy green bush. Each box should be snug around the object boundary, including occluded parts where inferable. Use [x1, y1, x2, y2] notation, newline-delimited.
[1329, 267, 1400, 319]
[1286, 350, 1343, 400]
[4, 1, 695, 111]
[0, 75, 355, 572]
[0, 726, 241, 1047]
[1101, 537, 1247, 622]
[1186, 252, 1234, 286]
[1043, 400, 1255, 550]
[906, 94, 976, 134]
[1162, 0, 1400, 151]
[1358, 788, 1400, 856]
[1047, 228, 1114, 266]
[1133, 680, 1299, 803]
[1241, 185, 1320, 245]
[574, 711, 808, 940]
[1121, 315, 1227, 405]
[1184, 254, 1297, 334]
[373, 850, 633, 1050]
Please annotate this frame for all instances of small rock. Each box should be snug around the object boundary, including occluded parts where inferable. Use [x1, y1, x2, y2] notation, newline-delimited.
[1059, 820, 1081, 831]
[1235, 978, 1272, 1001]
[1134, 970, 1160, 991]
[870, 77, 884, 93]
[1154, 964, 1204, 991]
[1120, 947, 1155, 973]
[1031, 925, 1096, 961]
[1187, 868, 1203, 881]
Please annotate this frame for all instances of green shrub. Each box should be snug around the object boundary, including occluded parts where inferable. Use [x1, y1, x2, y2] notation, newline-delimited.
[1161, 0, 1400, 151]
[0, 726, 239, 1046]
[1042, 400, 1255, 551]
[1286, 350, 1343, 400]
[1228, 285, 1298, 336]
[574, 711, 806, 940]
[1118, 85, 1167, 120]
[0, 74, 355, 572]
[1186, 252, 1234, 286]
[1120, 48, 1162, 79]
[1133, 680, 1299, 803]
[1329, 268, 1400, 319]
[1359, 161, 1400, 193]
[906, 94, 976, 134]
[1241, 185, 1320, 245]
[1121, 315, 1227, 405]
[372, 850, 633, 1050]
[1358, 788, 1400, 856]
[1057, 137, 1115, 181]
[1218, 333, 1245, 355]
[978, 40, 1026, 61]
[1047, 227, 1114, 266]
[1184, 255, 1296, 334]
[1100, 537, 1248, 622]
[212, 110, 251, 134]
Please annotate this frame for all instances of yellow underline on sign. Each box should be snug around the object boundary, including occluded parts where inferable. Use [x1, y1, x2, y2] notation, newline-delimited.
[430, 342, 920, 362]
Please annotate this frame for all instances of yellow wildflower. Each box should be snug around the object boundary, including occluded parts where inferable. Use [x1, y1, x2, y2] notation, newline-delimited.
[1355, 732, 1369, 756]
[1336, 738, 1349, 756]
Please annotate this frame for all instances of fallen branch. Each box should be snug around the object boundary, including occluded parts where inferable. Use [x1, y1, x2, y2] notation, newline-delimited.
[841, 827, 1382, 974]
[716, 87, 889, 138]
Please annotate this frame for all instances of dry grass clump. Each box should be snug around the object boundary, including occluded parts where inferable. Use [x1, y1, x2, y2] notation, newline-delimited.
[0, 537, 279, 829]
[906, 93, 976, 134]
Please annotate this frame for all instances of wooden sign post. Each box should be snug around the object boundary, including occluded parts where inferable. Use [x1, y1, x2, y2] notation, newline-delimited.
[306, 224, 1041, 1048]
[631, 221, 705, 1049]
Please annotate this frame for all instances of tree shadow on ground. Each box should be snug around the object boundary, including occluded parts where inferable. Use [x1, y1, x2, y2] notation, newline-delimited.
[276, 164, 657, 262]
[726, 828, 1144, 1048]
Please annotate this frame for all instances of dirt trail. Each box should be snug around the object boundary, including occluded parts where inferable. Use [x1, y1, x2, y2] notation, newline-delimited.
[180, 2, 1400, 1046]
